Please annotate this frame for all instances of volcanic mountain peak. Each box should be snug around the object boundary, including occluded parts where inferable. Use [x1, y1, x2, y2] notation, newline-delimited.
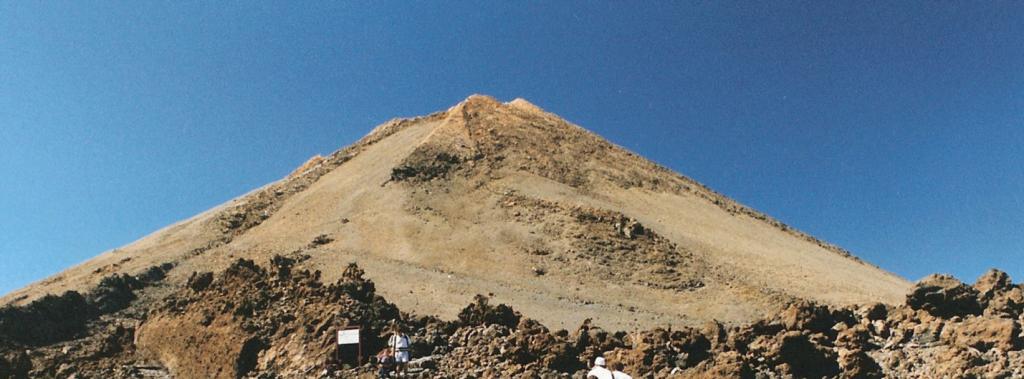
[429, 95, 560, 147]
[5, 95, 1016, 379]
[506, 97, 547, 114]
[3, 95, 909, 332]
[414, 95, 492, 157]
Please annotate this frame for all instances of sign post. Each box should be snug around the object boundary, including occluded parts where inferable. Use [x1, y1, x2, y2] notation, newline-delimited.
[336, 326, 362, 366]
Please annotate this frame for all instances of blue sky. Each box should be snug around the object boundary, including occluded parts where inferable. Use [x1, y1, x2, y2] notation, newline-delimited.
[1, 2, 1022, 296]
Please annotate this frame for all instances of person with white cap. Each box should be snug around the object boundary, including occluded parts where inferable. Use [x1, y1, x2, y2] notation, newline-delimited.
[586, 356, 614, 379]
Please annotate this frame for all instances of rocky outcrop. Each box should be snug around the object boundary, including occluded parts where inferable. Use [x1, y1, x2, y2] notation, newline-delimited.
[976, 269, 1024, 318]
[391, 151, 466, 182]
[499, 193, 707, 293]
[4, 262, 1024, 378]
[907, 274, 983, 317]
[975, 269, 1013, 297]
[456, 294, 521, 329]
[0, 291, 93, 346]
[939, 316, 1021, 352]
[136, 258, 401, 379]
[0, 263, 171, 348]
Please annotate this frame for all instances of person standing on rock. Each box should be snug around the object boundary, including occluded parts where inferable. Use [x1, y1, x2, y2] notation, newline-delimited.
[388, 326, 411, 377]
[586, 357, 614, 379]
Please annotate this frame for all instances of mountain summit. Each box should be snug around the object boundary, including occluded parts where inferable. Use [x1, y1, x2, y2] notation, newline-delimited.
[2, 95, 909, 330]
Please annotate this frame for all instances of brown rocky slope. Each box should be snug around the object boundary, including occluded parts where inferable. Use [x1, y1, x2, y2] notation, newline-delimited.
[1, 257, 1021, 378]
[2, 95, 907, 331]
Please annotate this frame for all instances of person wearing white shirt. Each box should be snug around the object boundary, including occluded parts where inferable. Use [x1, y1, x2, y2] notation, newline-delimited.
[388, 327, 411, 377]
[586, 357, 614, 379]
[611, 362, 633, 379]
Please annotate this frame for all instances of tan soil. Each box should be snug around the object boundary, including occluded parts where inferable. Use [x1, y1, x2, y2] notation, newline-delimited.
[1, 95, 910, 331]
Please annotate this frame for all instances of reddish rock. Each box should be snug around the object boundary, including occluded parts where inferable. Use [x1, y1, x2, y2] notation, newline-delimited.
[906, 274, 983, 317]
[986, 286, 1024, 318]
[835, 324, 872, 350]
[687, 351, 753, 379]
[974, 269, 1013, 297]
[773, 331, 839, 378]
[837, 349, 882, 379]
[939, 316, 1022, 352]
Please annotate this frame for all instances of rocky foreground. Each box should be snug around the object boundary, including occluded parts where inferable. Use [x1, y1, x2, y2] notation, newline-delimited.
[1, 256, 1022, 378]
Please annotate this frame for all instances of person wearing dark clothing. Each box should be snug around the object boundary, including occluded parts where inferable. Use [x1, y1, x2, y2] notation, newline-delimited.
[377, 347, 396, 378]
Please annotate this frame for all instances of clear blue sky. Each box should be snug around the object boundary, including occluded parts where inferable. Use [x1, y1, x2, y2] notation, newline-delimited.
[2, 2, 1022, 296]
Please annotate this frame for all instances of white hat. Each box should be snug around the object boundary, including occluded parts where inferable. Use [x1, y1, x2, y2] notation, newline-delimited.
[594, 357, 606, 367]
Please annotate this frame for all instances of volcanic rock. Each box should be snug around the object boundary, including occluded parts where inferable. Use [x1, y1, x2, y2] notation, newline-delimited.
[939, 316, 1022, 352]
[837, 348, 882, 379]
[975, 269, 1013, 297]
[906, 274, 983, 317]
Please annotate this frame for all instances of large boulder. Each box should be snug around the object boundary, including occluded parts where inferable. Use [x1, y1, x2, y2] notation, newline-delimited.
[780, 301, 837, 334]
[930, 345, 1015, 378]
[974, 269, 1013, 297]
[772, 331, 840, 378]
[835, 324, 872, 350]
[939, 316, 1022, 352]
[608, 327, 711, 375]
[859, 302, 888, 321]
[974, 269, 1023, 318]
[686, 351, 753, 379]
[985, 287, 1024, 318]
[89, 273, 143, 314]
[906, 274, 983, 318]
[837, 348, 883, 379]
[457, 295, 521, 329]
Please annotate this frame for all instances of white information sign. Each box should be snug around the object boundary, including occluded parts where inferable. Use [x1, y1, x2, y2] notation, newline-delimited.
[337, 329, 360, 345]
